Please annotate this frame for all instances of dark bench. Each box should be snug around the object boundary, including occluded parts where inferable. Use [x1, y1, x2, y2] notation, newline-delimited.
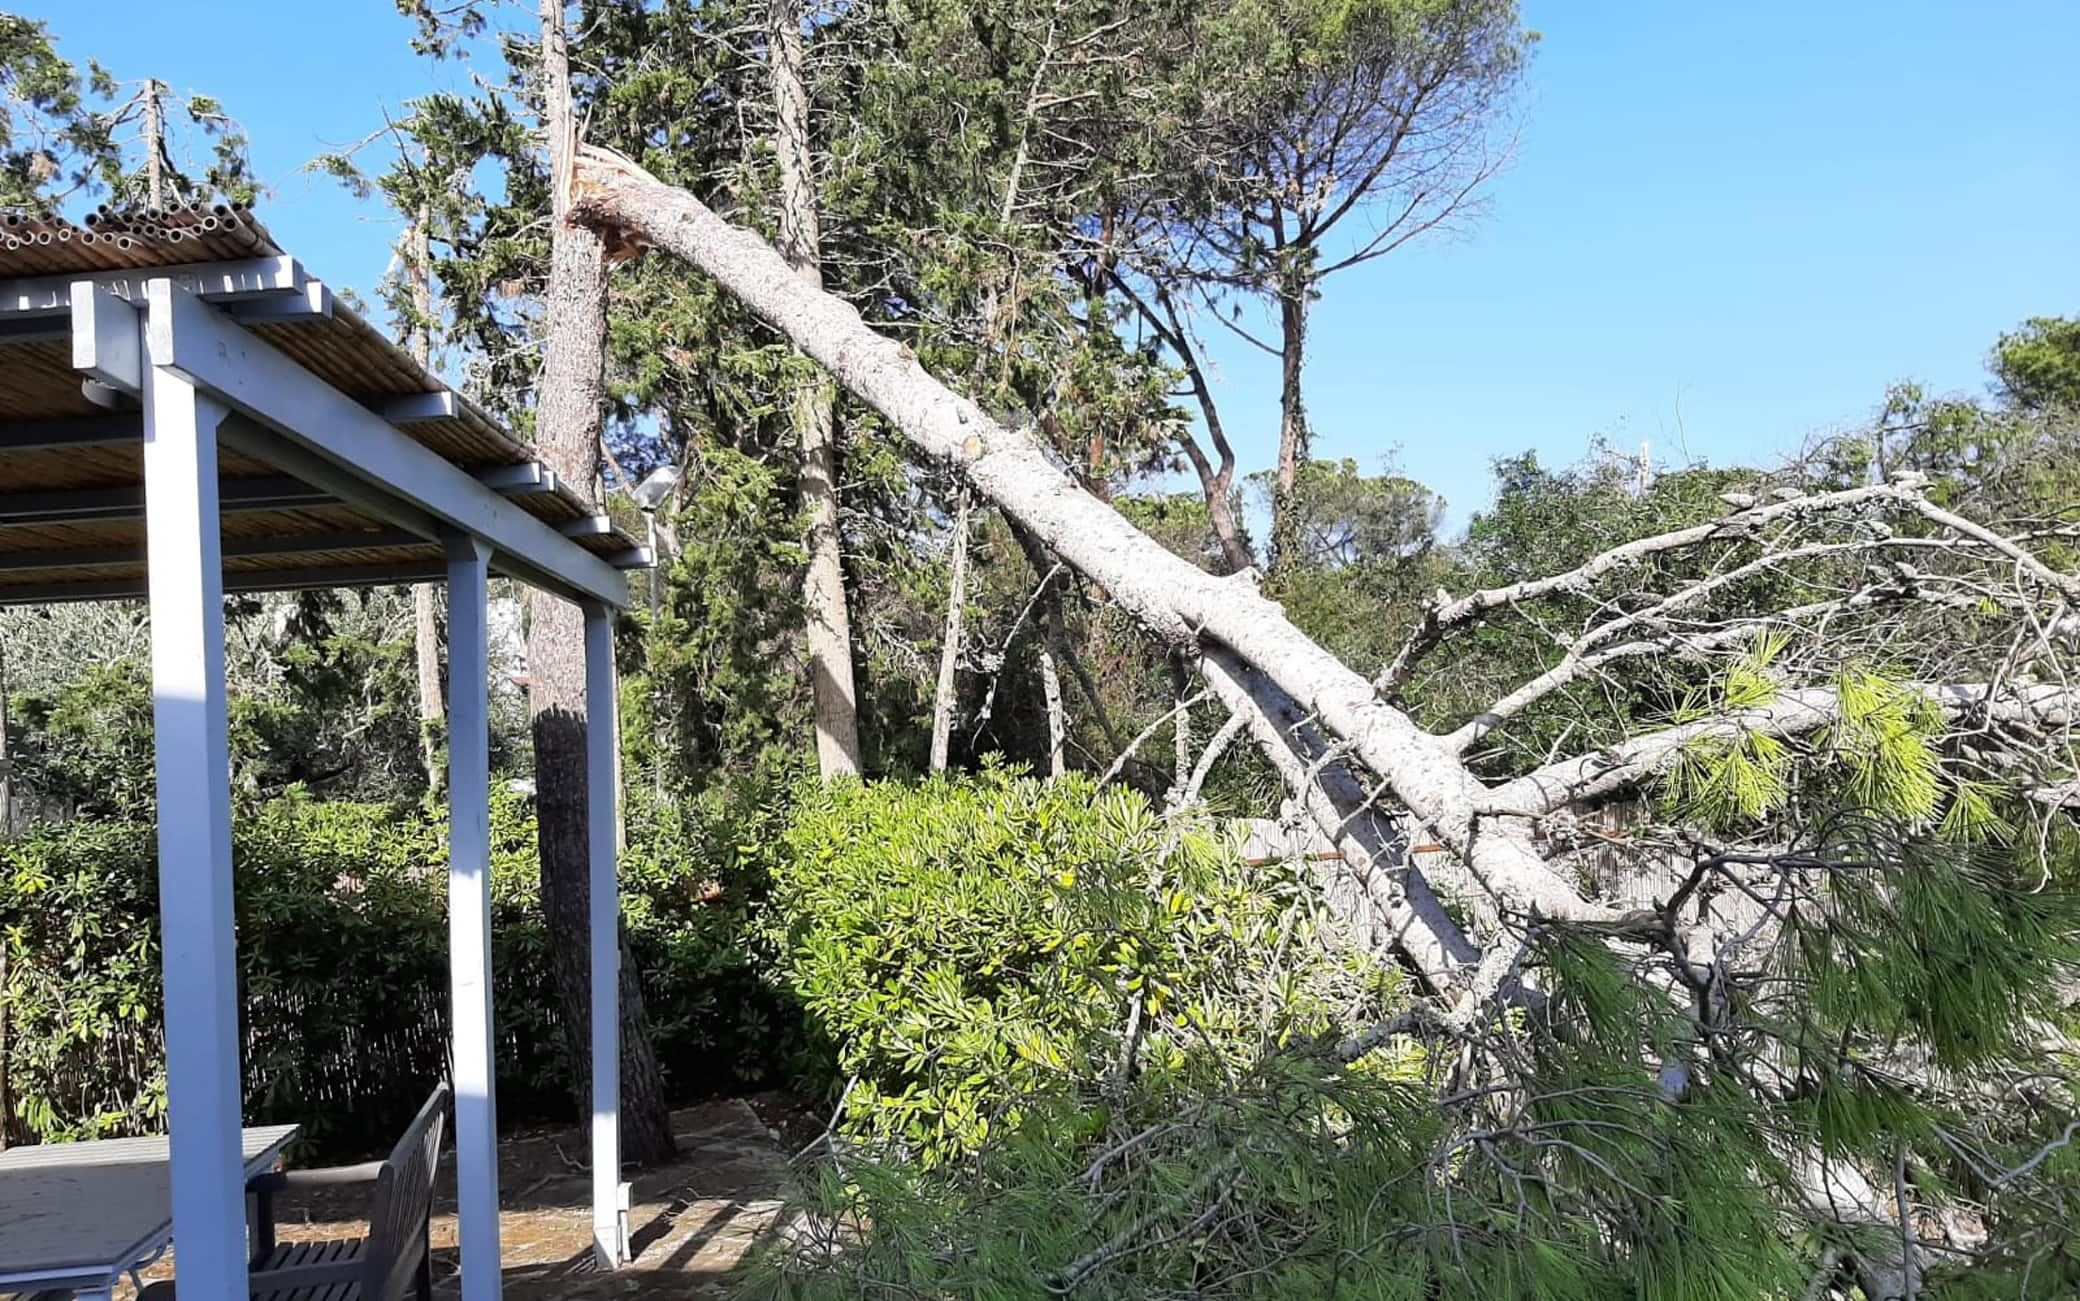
[140, 1083, 449, 1301]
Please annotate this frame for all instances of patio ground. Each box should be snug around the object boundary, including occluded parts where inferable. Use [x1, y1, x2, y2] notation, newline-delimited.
[119, 1097, 802, 1299]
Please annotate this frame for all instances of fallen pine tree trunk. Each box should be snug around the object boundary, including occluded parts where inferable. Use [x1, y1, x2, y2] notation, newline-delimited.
[569, 146, 1613, 1008]
[1197, 648, 1478, 991]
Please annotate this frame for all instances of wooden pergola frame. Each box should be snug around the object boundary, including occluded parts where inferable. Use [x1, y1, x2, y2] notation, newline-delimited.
[0, 222, 645, 1300]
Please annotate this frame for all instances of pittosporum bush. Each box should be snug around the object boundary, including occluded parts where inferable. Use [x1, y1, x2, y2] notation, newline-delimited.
[754, 765, 1465, 1296]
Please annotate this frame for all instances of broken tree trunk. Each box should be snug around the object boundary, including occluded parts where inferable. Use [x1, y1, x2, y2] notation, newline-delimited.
[1198, 649, 1479, 992]
[533, 11, 675, 1166]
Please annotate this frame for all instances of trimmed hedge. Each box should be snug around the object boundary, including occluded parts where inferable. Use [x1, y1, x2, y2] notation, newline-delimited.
[0, 789, 799, 1157]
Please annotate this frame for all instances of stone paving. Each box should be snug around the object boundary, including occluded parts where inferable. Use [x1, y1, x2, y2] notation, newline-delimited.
[447, 1100, 792, 1299]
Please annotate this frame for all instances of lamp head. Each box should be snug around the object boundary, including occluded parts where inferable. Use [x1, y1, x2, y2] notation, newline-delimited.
[632, 464, 681, 511]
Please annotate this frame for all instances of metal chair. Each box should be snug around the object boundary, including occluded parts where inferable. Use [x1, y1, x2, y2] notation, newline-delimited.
[140, 1082, 449, 1301]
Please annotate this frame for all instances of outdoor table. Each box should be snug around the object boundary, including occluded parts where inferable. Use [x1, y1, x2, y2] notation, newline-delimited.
[0, 1124, 299, 1300]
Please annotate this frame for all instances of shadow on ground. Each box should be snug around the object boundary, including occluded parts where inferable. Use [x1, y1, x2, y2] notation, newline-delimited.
[110, 1099, 793, 1300]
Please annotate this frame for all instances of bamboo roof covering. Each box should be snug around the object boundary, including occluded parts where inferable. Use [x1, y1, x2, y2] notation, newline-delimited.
[0, 204, 645, 604]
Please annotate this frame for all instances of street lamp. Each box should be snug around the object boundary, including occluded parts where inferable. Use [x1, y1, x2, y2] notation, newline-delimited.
[632, 464, 681, 513]
[631, 464, 680, 614]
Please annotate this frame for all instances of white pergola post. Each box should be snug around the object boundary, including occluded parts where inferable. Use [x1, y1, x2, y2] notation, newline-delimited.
[584, 603, 630, 1266]
[446, 536, 503, 1300]
[142, 356, 247, 1294]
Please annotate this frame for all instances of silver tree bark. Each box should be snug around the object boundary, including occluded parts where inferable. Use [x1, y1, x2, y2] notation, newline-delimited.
[928, 488, 973, 772]
[141, 79, 165, 209]
[1040, 647, 1066, 778]
[0, 637, 11, 837]
[405, 212, 446, 797]
[770, 0, 861, 779]
[1270, 278, 1309, 572]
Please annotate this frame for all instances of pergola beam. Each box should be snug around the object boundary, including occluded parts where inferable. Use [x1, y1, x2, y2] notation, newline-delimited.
[0, 560, 452, 606]
[226, 279, 334, 325]
[0, 254, 307, 319]
[147, 280, 627, 607]
[74, 282, 145, 394]
[0, 476, 335, 526]
[377, 391, 459, 424]
[0, 414, 139, 452]
[0, 527, 424, 575]
[0, 316, 67, 343]
[477, 462, 561, 496]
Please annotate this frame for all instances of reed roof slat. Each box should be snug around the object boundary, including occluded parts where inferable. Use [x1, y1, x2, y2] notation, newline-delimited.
[0, 207, 647, 600]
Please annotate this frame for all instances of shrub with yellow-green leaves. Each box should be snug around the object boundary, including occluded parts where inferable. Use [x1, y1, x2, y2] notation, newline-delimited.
[756, 765, 1451, 1297]
[763, 763, 1404, 1163]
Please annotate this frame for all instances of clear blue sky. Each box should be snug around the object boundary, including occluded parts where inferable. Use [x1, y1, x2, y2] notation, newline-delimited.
[21, 0, 2079, 524]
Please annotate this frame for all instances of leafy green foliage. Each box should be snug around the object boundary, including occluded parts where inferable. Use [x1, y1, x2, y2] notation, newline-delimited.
[4, 660, 156, 818]
[1262, 458, 1451, 684]
[1992, 315, 2080, 413]
[0, 14, 253, 213]
[754, 772, 1931, 1298]
[762, 765, 1396, 1162]
[0, 791, 803, 1156]
[0, 13, 114, 211]
[7, 602, 433, 814]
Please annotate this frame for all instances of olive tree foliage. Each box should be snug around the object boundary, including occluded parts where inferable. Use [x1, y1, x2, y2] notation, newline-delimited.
[0, 589, 455, 821]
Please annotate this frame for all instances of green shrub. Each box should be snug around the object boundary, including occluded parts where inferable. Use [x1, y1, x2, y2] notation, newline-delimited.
[752, 771, 1873, 1298]
[755, 766, 1463, 1295]
[1, 789, 802, 1156]
[765, 766, 1405, 1161]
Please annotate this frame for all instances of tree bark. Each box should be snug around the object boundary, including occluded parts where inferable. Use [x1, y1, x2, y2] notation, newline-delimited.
[1039, 647, 1066, 778]
[1269, 280, 1310, 574]
[406, 213, 446, 798]
[1169, 666, 1192, 802]
[0, 635, 12, 837]
[414, 582, 444, 793]
[141, 79, 165, 209]
[770, 0, 861, 779]
[532, 4, 675, 1166]
[928, 487, 972, 772]
[1197, 649, 1478, 992]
